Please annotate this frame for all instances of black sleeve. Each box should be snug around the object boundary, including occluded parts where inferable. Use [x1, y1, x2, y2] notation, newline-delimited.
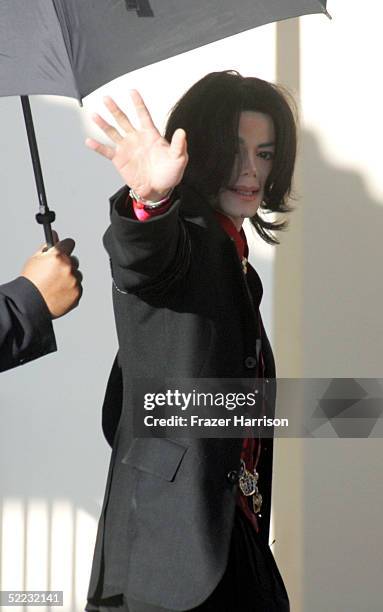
[0, 277, 57, 373]
[102, 186, 190, 295]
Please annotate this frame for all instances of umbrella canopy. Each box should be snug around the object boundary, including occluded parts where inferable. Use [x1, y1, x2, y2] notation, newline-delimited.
[0, 0, 330, 103]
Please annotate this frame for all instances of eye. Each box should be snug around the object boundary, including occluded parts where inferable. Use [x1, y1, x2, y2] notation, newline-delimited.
[258, 151, 275, 161]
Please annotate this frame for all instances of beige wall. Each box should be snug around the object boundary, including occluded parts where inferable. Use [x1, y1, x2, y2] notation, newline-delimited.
[273, 4, 383, 611]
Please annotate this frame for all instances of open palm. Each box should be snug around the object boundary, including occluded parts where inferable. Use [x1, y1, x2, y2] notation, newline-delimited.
[86, 90, 188, 201]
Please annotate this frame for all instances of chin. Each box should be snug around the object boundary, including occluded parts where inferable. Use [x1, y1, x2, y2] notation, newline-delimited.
[222, 202, 261, 220]
[218, 190, 263, 220]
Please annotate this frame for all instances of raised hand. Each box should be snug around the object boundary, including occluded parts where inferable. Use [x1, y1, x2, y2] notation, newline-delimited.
[85, 90, 189, 201]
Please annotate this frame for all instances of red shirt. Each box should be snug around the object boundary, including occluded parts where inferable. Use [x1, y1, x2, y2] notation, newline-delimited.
[212, 211, 264, 533]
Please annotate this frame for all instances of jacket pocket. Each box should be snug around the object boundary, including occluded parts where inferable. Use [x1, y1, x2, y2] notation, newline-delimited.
[121, 438, 188, 482]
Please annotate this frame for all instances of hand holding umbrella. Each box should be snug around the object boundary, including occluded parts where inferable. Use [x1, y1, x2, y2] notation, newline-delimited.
[21, 232, 83, 319]
[85, 90, 189, 201]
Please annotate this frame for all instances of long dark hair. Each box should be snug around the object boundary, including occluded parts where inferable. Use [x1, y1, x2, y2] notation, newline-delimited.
[165, 70, 298, 245]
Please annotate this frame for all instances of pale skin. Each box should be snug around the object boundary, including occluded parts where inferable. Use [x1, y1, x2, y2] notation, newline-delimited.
[85, 90, 275, 231]
[85, 90, 188, 203]
[21, 231, 83, 319]
[217, 112, 275, 230]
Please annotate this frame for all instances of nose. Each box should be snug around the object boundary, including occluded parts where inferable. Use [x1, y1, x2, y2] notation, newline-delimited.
[240, 150, 257, 177]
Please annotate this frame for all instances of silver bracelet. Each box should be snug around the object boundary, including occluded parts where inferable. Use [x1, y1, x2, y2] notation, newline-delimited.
[129, 187, 173, 209]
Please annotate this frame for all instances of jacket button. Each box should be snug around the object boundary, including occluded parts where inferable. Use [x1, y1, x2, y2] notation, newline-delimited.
[227, 470, 239, 484]
[245, 356, 257, 369]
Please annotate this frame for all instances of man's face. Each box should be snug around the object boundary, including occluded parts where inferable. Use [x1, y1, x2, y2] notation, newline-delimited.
[216, 111, 275, 229]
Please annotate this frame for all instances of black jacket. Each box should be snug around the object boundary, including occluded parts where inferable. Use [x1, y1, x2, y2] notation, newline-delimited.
[0, 277, 56, 373]
[87, 183, 276, 611]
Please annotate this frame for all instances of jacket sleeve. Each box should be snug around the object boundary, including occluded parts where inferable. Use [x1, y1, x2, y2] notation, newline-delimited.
[0, 277, 57, 373]
[102, 186, 190, 295]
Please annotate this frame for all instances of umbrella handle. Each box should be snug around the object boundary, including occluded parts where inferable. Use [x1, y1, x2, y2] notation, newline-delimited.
[20, 95, 56, 248]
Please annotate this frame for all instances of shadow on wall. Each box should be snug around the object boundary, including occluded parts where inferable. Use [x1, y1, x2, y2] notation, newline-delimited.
[300, 128, 383, 378]
[270, 127, 383, 612]
[300, 128, 383, 610]
[300, 134, 383, 611]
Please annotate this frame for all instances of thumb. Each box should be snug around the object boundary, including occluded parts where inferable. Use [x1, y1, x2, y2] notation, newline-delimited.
[53, 238, 76, 257]
[37, 230, 60, 254]
[170, 128, 187, 158]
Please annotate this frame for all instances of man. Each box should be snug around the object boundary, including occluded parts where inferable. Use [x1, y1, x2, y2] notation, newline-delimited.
[0, 232, 82, 372]
[85, 72, 293, 611]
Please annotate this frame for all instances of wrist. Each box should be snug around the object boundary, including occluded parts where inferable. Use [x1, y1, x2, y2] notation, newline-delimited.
[129, 187, 173, 209]
[146, 191, 170, 201]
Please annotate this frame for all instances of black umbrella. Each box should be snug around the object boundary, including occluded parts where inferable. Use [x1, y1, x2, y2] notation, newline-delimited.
[0, 0, 331, 246]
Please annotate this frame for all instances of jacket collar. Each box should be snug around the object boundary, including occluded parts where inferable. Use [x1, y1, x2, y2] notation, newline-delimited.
[175, 182, 216, 228]
[213, 211, 249, 260]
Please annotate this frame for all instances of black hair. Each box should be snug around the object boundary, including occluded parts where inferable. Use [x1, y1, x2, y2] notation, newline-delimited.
[165, 70, 298, 244]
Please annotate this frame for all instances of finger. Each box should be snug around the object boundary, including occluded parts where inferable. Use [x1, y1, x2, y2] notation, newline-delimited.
[91, 112, 124, 144]
[54, 238, 76, 257]
[70, 255, 80, 270]
[68, 281, 83, 312]
[129, 89, 157, 131]
[73, 269, 83, 284]
[75, 281, 83, 303]
[103, 96, 135, 133]
[37, 229, 59, 254]
[85, 138, 115, 161]
[170, 128, 187, 158]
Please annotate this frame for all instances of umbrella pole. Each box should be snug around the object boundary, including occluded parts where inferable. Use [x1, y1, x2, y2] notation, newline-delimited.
[20, 96, 56, 248]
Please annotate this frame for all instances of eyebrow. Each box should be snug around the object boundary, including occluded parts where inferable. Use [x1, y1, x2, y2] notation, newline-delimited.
[238, 137, 275, 148]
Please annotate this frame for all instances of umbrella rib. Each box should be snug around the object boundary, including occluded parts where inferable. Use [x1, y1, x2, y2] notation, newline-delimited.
[317, 1, 332, 20]
[50, 0, 82, 102]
